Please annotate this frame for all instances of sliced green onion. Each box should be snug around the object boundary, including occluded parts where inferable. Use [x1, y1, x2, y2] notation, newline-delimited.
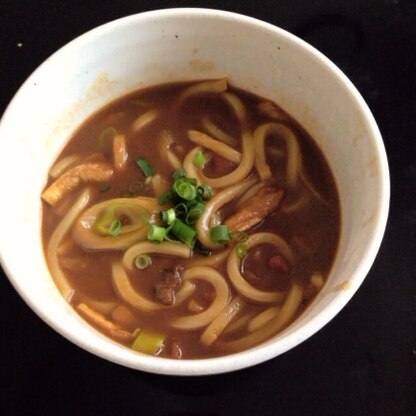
[174, 202, 188, 219]
[235, 242, 248, 259]
[210, 224, 230, 244]
[182, 177, 198, 186]
[194, 241, 212, 256]
[231, 230, 249, 242]
[160, 208, 176, 225]
[134, 254, 152, 270]
[170, 219, 196, 248]
[147, 224, 167, 243]
[131, 330, 165, 355]
[173, 179, 197, 201]
[158, 191, 173, 205]
[135, 158, 154, 177]
[197, 184, 212, 200]
[186, 203, 205, 224]
[193, 150, 206, 168]
[109, 219, 122, 237]
[128, 181, 144, 195]
[144, 176, 153, 186]
[99, 183, 111, 193]
[173, 168, 185, 180]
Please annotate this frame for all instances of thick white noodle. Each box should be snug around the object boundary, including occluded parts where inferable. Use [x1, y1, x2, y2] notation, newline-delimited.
[222, 283, 303, 351]
[47, 188, 91, 300]
[227, 232, 294, 303]
[72, 197, 158, 251]
[247, 306, 280, 332]
[188, 130, 241, 163]
[132, 110, 157, 132]
[183, 146, 205, 185]
[123, 241, 191, 271]
[49, 154, 81, 178]
[170, 267, 231, 330]
[200, 296, 244, 346]
[178, 79, 227, 102]
[253, 122, 301, 186]
[196, 129, 255, 188]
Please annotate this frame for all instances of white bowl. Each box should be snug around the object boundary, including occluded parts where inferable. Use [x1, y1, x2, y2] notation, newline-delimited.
[0, 8, 389, 375]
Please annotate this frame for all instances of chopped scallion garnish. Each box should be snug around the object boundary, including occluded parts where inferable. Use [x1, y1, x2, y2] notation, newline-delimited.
[170, 219, 196, 248]
[197, 184, 212, 200]
[173, 179, 197, 201]
[186, 203, 205, 224]
[193, 150, 206, 168]
[173, 168, 186, 180]
[109, 219, 122, 237]
[134, 254, 152, 270]
[135, 158, 154, 177]
[158, 191, 173, 205]
[235, 242, 248, 259]
[147, 224, 166, 243]
[160, 208, 176, 225]
[210, 224, 230, 244]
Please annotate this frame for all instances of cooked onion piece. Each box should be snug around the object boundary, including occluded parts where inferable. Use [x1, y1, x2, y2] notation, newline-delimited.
[253, 122, 301, 185]
[73, 197, 158, 251]
[132, 109, 157, 132]
[196, 176, 256, 249]
[227, 232, 294, 303]
[222, 283, 303, 351]
[123, 241, 192, 271]
[113, 133, 128, 170]
[196, 130, 255, 188]
[170, 267, 231, 330]
[188, 130, 241, 163]
[200, 296, 244, 346]
[112, 260, 195, 312]
[47, 188, 91, 300]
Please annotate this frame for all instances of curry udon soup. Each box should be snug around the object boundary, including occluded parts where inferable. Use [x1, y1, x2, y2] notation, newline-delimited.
[41, 79, 340, 359]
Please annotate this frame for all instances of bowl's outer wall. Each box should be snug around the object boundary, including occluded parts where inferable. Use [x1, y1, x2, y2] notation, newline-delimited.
[0, 9, 389, 375]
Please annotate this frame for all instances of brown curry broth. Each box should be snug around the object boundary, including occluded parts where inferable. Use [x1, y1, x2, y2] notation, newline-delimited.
[42, 82, 340, 359]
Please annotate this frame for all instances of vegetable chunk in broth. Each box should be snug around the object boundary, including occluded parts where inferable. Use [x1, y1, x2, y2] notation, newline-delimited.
[41, 79, 340, 359]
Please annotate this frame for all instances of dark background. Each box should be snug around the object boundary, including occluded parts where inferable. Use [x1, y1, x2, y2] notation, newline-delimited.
[1, 1, 415, 415]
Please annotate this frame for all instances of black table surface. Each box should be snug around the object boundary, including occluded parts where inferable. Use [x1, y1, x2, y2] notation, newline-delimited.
[1, 1, 415, 415]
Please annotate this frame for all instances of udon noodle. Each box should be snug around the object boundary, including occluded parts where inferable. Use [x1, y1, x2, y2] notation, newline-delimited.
[41, 79, 340, 359]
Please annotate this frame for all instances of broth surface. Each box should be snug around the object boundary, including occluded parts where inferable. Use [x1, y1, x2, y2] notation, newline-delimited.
[42, 80, 340, 359]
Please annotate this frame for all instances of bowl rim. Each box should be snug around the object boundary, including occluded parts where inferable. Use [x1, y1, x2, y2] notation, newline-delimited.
[0, 7, 390, 376]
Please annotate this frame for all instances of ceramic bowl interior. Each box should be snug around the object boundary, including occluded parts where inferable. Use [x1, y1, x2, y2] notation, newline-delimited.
[0, 8, 389, 375]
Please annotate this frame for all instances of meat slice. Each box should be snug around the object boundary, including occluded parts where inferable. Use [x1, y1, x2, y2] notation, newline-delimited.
[225, 187, 283, 232]
[154, 266, 184, 306]
[42, 156, 113, 205]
